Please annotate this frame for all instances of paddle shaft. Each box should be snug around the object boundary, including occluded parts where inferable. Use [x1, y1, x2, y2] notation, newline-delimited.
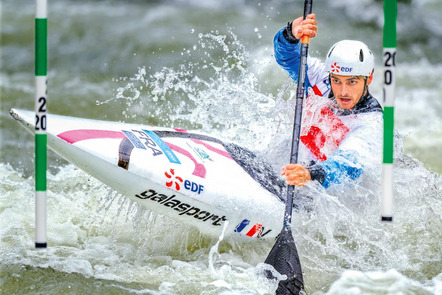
[263, 3, 312, 293]
[284, 0, 312, 229]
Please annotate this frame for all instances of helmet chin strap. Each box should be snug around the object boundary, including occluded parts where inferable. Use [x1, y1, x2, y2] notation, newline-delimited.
[327, 75, 334, 98]
[361, 76, 369, 101]
[361, 70, 374, 99]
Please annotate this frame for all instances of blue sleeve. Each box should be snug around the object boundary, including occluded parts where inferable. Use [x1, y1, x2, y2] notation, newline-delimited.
[317, 150, 363, 188]
[274, 27, 302, 82]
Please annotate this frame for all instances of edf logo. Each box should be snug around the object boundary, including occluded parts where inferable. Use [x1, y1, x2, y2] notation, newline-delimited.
[330, 62, 353, 74]
[184, 180, 204, 194]
[330, 62, 340, 73]
[165, 169, 204, 194]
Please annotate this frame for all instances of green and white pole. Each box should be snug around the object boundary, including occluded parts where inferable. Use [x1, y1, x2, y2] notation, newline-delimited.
[35, 0, 48, 247]
[381, 0, 397, 222]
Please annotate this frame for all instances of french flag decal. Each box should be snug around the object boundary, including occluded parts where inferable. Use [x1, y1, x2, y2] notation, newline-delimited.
[234, 219, 272, 238]
[234, 219, 250, 233]
[246, 223, 263, 237]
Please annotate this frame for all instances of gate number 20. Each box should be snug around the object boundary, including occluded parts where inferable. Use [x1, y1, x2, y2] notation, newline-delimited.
[384, 51, 396, 86]
[35, 96, 47, 131]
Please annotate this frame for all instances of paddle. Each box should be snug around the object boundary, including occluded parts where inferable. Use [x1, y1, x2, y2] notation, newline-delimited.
[265, 1, 313, 294]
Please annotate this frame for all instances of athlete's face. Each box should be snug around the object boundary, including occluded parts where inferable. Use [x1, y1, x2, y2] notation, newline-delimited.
[330, 73, 373, 109]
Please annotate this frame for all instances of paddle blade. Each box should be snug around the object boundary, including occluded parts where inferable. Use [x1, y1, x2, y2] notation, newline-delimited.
[265, 228, 304, 295]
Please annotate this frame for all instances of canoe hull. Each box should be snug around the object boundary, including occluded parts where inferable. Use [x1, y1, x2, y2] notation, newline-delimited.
[10, 109, 285, 241]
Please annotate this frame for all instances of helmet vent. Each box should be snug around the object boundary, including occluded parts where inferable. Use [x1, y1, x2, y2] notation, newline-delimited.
[359, 49, 364, 62]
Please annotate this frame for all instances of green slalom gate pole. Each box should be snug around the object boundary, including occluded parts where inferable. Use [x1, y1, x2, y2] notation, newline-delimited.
[381, 0, 397, 222]
[35, 0, 48, 248]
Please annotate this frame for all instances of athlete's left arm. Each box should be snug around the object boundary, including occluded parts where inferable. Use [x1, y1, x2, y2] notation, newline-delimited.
[310, 113, 383, 188]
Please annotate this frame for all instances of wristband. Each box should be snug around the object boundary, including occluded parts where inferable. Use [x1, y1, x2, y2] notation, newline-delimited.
[307, 165, 325, 185]
[283, 21, 300, 44]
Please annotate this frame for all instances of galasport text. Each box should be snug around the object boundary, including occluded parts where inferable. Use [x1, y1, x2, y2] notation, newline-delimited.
[135, 189, 226, 226]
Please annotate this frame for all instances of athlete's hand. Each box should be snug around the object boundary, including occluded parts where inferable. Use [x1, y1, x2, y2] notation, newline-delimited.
[281, 164, 311, 187]
[291, 13, 317, 40]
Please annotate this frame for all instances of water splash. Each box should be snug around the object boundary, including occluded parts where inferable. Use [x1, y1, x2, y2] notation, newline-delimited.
[95, 28, 292, 164]
[208, 220, 228, 274]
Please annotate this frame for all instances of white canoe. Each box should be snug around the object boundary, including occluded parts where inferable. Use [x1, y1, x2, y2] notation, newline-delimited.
[10, 109, 286, 241]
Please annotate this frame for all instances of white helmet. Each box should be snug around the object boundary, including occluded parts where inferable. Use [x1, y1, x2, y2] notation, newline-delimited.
[325, 40, 374, 77]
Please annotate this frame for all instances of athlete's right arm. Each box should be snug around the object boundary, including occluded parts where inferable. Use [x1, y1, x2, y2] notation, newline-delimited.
[274, 14, 323, 86]
[274, 27, 302, 82]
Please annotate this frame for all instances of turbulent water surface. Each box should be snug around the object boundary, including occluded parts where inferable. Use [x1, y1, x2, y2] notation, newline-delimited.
[1, 0, 441, 294]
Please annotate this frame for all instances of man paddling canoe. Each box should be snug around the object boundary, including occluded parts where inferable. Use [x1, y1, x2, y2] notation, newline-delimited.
[275, 14, 383, 188]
